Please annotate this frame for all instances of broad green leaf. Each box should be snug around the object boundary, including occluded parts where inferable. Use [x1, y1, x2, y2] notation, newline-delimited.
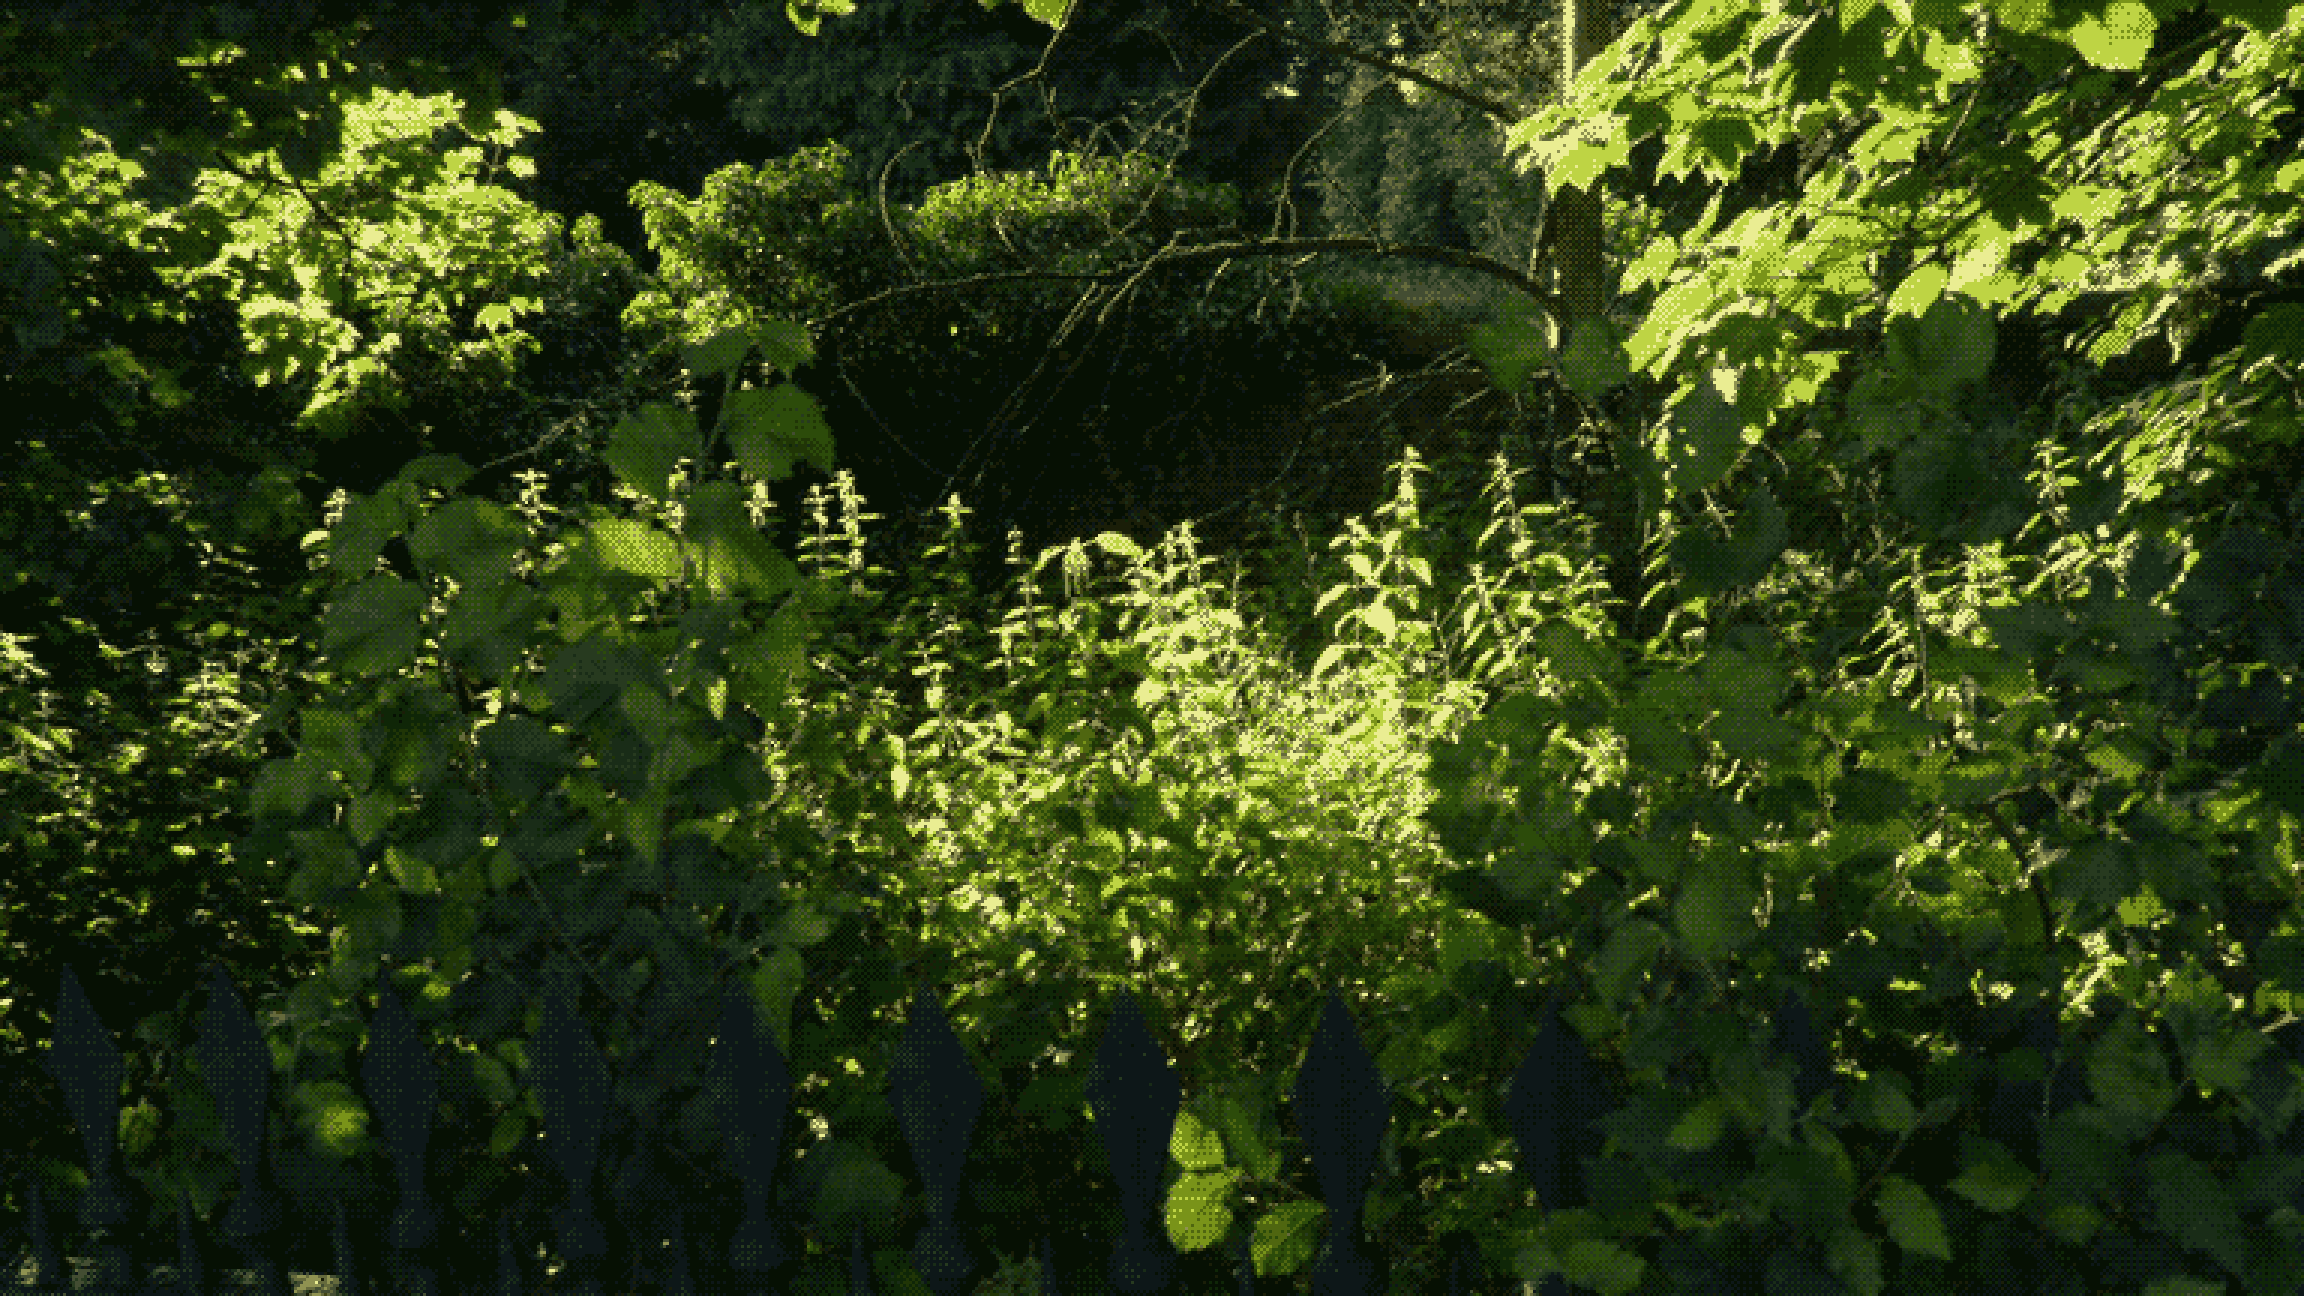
[250, 755, 340, 820]
[588, 515, 686, 584]
[602, 402, 701, 503]
[1855, 1073, 1918, 1133]
[1658, 369, 1751, 496]
[1560, 1238, 1645, 1296]
[285, 1079, 372, 1161]
[1874, 1175, 1954, 1261]
[681, 479, 808, 601]
[1558, 315, 1633, 400]
[1946, 1134, 2036, 1216]
[1672, 864, 1759, 958]
[284, 828, 359, 907]
[2088, 1011, 2178, 1132]
[1466, 305, 1551, 396]
[2063, 0, 2157, 69]
[410, 496, 529, 592]
[326, 489, 415, 579]
[684, 326, 754, 384]
[722, 381, 836, 483]
[318, 575, 429, 675]
[1787, 9, 1843, 106]
[1886, 261, 1949, 320]
[1672, 481, 1788, 596]
[437, 579, 550, 687]
[1992, 0, 2061, 35]
[1667, 1095, 1728, 1149]
[476, 715, 580, 803]
[1249, 1199, 1323, 1277]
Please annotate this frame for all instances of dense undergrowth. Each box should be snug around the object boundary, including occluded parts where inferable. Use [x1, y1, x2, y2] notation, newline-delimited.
[4, 351, 2298, 1296]
[6, 4, 2304, 1292]
[8, 263, 2300, 1292]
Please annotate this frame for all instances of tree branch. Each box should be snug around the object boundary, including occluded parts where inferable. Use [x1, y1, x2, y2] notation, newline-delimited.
[803, 232, 1572, 339]
[796, 226, 1886, 363]
[1175, 0, 1528, 125]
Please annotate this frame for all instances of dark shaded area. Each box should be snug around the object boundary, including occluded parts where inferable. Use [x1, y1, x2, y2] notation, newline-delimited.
[486, 0, 1335, 276]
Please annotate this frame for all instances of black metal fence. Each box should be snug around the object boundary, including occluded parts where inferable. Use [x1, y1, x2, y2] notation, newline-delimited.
[0, 957, 1838, 1296]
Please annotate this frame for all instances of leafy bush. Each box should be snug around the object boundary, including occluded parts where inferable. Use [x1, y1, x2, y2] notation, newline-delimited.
[135, 85, 569, 445]
[620, 140, 1405, 571]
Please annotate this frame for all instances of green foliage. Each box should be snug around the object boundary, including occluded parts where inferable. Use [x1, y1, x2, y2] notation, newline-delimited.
[885, 0, 2304, 1290]
[2, 84, 309, 481]
[0, 80, 398, 1182]
[1299, 6, 1553, 273]
[441, 211, 675, 499]
[621, 139, 1391, 568]
[0, 441, 357, 1241]
[623, 142, 890, 353]
[9, 44, 701, 519]
[900, 148, 1249, 334]
[82, 323, 897, 1270]
[133, 73, 571, 444]
[11, 2, 2304, 1296]
[692, 0, 1072, 203]
[683, 0, 1315, 228]
[623, 140, 1261, 371]
[3, 46, 692, 549]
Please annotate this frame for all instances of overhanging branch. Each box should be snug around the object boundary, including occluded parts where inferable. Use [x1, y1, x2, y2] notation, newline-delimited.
[804, 233, 1572, 340]
[789, 227, 1887, 388]
[1179, 0, 1525, 125]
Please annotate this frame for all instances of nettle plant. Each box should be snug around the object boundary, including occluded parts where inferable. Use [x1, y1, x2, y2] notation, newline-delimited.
[103, 287, 2304, 1296]
[86, 312, 1583, 1296]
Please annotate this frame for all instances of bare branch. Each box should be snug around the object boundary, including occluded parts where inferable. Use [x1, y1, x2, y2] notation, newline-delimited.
[1178, 0, 1526, 125]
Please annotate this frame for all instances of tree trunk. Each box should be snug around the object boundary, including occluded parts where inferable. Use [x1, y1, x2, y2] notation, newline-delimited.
[1548, 0, 1613, 351]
